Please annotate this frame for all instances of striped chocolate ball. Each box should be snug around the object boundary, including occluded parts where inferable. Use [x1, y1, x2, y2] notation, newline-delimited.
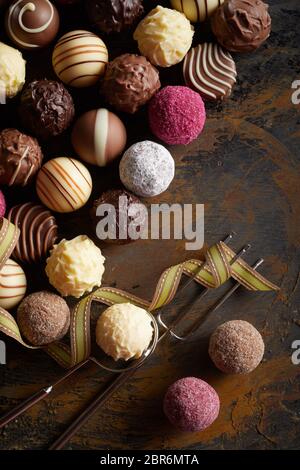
[52, 29, 108, 87]
[170, 0, 224, 22]
[36, 157, 92, 213]
[8, 202, 58, 263]
[71, 109, 127, 167]
[0, 259, 27, 310]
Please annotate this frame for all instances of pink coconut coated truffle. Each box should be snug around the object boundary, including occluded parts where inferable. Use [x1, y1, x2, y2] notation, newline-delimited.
[163, 377, 220, 432]
[0, 190, 6, 217]
[148, 86, 206, 145]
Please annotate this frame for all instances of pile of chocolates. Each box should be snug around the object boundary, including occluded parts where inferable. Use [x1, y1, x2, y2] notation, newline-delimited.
[0, 0, 271, 434]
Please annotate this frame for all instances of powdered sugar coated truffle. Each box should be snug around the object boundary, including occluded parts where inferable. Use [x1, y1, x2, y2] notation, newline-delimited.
[163, 377, 220, 432]
[119, 140, 175, 197]
[209, 320, 265, 374]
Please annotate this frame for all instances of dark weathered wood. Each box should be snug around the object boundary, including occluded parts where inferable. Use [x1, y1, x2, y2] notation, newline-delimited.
[0, 0, 300, 450]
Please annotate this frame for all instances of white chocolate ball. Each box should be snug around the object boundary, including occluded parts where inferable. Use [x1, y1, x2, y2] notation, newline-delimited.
[96, 303, 154, 361]
[0, 259, 27, 310]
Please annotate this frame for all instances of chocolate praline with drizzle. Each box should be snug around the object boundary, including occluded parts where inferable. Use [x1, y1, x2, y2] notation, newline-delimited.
[0, 128, 43, 187]
[5, 0, 60, 50]
[8, 202, 58, 264]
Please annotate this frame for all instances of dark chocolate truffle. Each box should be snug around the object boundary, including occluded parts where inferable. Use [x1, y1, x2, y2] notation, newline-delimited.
[101, 54, 161, 114]
[0, 129, 43, 186]
[17, 291, 70, 346]
[211, 0, 271, 53]
[5, 0, 60, 50]
[8, 202, 58, 264]
[209, 320, 265, 374]
[91, 189, 147, 244]
[86, 0, 144, 34]
[19, 79, 75, 140]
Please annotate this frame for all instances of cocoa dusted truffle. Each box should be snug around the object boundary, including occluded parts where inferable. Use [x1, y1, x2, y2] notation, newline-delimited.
[101, 54, 160, 114]
[209, 320, 265, 374]
[17, 291, 70, 346]
[211, 0, 271, 53]
[86, 0, 144, 34]
[91, 189, 147, 244]
[19, 79, 75, 140]
[0, 129, 43, 186]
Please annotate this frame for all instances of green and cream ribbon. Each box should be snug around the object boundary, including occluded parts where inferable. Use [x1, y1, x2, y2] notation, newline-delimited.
[0, 218, 279, 369]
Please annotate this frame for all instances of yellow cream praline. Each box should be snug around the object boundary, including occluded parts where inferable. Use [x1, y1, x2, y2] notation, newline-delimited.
[133, 6, 194, 67]
[45, 235, 105, 298]
[0, 42, 26, 98]
[96, 303, 154, 361]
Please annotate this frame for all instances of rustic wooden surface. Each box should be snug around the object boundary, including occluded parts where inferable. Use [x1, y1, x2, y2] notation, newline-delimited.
[0, 0, 300, 450]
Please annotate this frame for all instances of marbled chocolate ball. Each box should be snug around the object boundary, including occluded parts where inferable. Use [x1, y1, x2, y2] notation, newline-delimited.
[71, 109, 127, 167]
[5, 0, 60, 50]
[17, 291, 70, 345]
[0, 129, 43, 186]
[209, 320, 265, 374]
[86, 0, 144, 34]
[19, 79, 75, 140]
[91, 189, 147, 244]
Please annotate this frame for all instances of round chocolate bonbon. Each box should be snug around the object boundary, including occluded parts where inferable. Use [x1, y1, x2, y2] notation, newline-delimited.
[86, 0, 144, 34]
[8, 202, 58, 264]
[5, 0, 60, 50]
[71, 109, 127, 167]
[0, 259, 27, 310]
[52, 30, 108, 87]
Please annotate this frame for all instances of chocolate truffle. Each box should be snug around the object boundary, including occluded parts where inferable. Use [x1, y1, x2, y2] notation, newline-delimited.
[171, 0, 224, 22]
[183, 43, 237, 100]
[6, 0, 60, 50]
[211, 0, 271, 53]
[148, 86, 206, 145]
[0, 259, 27, 310]
[0, 129, 43, 186]
[52, 30, 108, 87]
[36, 157, 92, 213]
[17, 291, 70, 345]
[96, 303, 154, 361]
[19, 80, 75, 140]
[0, 42, 26, 98]
[119, 141, 175, 197]
[134, 6, 194, 67]
[86, 0, 144, 34]
[92, 189, 147, 244]
[8, 202, 58, 264]
[71, 109, 127, 167]
[163, 377, 220, 432]
[101, 54, 160, 114]
[45, 235, 105, 297]
[209, 320, 265, 374]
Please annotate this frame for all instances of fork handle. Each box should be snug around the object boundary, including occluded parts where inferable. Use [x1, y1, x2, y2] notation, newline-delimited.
[0, 387, 51, 429]
[49, 368, 136, 450]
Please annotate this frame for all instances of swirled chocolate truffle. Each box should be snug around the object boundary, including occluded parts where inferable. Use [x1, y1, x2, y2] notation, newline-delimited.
[0, 129, 43, 186]
[19, 79, 75, 140]
[91, 189, 147, 244]
[8, 202, 58, 264]
[86, 0, 144, 34]
[211, 0, 271, 52]
[101, 54, 160, 114]
[17, 291, 70, 346]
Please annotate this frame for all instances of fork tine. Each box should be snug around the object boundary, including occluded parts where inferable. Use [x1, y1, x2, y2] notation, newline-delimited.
[172, 258, 264, 341]
[157, 243, 252, 341]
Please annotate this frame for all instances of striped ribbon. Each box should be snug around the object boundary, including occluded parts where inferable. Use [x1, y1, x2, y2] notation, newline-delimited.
[0, 217, 279, 369]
